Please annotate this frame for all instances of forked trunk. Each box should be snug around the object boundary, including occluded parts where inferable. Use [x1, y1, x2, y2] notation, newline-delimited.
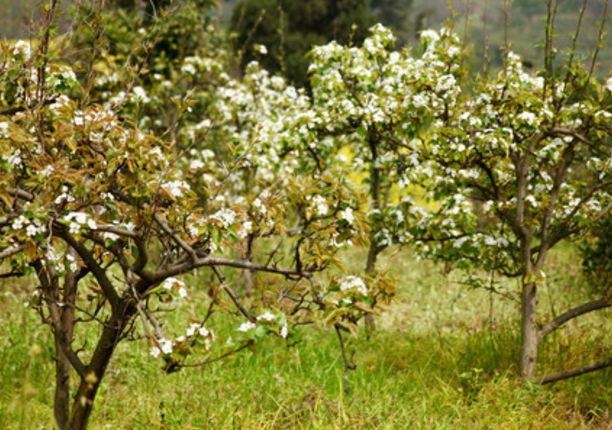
[519, 280, 538, 380]
[67, 304, 131, 430]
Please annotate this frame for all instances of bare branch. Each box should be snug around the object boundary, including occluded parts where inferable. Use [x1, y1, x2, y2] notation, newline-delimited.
[178, 343, 251, 370]
[538, 357, 612, 384]
[148, 256, 304, 286]
[211, 266, 256, 323]
[94, 224, 139, 238]
[551, 128, 605, 155]
[538, 298, 612, 340]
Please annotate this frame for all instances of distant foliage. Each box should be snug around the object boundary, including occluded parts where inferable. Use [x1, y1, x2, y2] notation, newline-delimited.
[229, 0, 372, 87]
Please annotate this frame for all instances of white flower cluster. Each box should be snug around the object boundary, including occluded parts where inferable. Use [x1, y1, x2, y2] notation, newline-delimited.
[8, 149, 22, 169]
[254, 44, 268, 55]
[339, 207, 354, 224]
[132, 86, 150, 104]
[162, 180, 191, 198]
[309, 195, 329, 216]
[150, 338, 174, 357]
[339, 276, 368, 297]
[12, 215, 46, 238]
[48, 65, 78, 89]
[238, 220, 253, 239]
[252, 198, 267, 215]
[161, 277, 189, 300]
[252, 311, 289, 338]
[12, 40, 31, 60]
[209, 208, 238, 228]
[237, 321, 256, 332]
[185, 322, 215, 350]
[181, 56, 226, 78]
[257, 311, 276, 322]
[64, 212, 97, 235]
[0, 122, 9, 139]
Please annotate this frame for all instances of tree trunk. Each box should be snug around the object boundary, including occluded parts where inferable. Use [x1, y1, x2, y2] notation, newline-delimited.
[364, 245, 379, 331]
[365, 246, 378, 275]
[241, 268, 254, 298]
[519, 280, 538, 380]
[55, 262, 78, 429]
[54, 335, 72, 429]
[67, 303, 131, 430]
[364, 138, 382, 332]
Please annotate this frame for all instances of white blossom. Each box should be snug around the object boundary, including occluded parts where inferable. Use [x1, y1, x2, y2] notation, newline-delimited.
[339, 276, 368, 297]
[339, 207, 355, 224]
[237, 321, 257, 332]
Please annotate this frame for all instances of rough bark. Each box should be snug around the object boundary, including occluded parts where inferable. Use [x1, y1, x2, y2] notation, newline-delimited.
[519, 280, 538, 380]
[242, 268, 254, 297]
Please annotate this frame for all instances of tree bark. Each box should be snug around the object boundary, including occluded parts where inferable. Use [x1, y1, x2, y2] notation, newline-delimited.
[54, 252, 79, 429]
[67, 301, 132, 430]
[240, 265, 254, 298]
[54, 334, 72, 429]
[519, 280, 538, 380]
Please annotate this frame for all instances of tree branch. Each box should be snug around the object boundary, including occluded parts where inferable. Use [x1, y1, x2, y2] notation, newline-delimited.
[33, 261, 87, 377]
[537, 357, 612, 384]
[335, 323, 355, 395]
[538, 298, 612, 340]
[153, 212, 197, 261]
[147, 256, 304, 286]
[5, 187, 34, 201]
[0, 245, 25, 260]
[211, 266, 256, 323]
[55, 225, 121, 309]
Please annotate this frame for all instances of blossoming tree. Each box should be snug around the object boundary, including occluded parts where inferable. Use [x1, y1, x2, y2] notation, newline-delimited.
[416, 9, 612, 381]
[0, 4, 393, 429]
[302, 25, 464, 329]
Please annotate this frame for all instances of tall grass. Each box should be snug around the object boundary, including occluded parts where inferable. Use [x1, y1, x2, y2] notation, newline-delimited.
[1, 245, 612, 429]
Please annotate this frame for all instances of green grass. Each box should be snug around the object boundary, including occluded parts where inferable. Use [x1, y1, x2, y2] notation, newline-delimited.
[2, 246, 612, 429]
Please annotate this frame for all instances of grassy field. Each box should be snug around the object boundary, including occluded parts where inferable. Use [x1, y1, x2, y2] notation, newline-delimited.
[2, 245, 612, 429]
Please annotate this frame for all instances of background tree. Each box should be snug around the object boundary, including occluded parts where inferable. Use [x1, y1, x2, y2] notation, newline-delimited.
[369, 0, 413, 44]
[305, 25, 463, 328]
[229, 0, 372, 87]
